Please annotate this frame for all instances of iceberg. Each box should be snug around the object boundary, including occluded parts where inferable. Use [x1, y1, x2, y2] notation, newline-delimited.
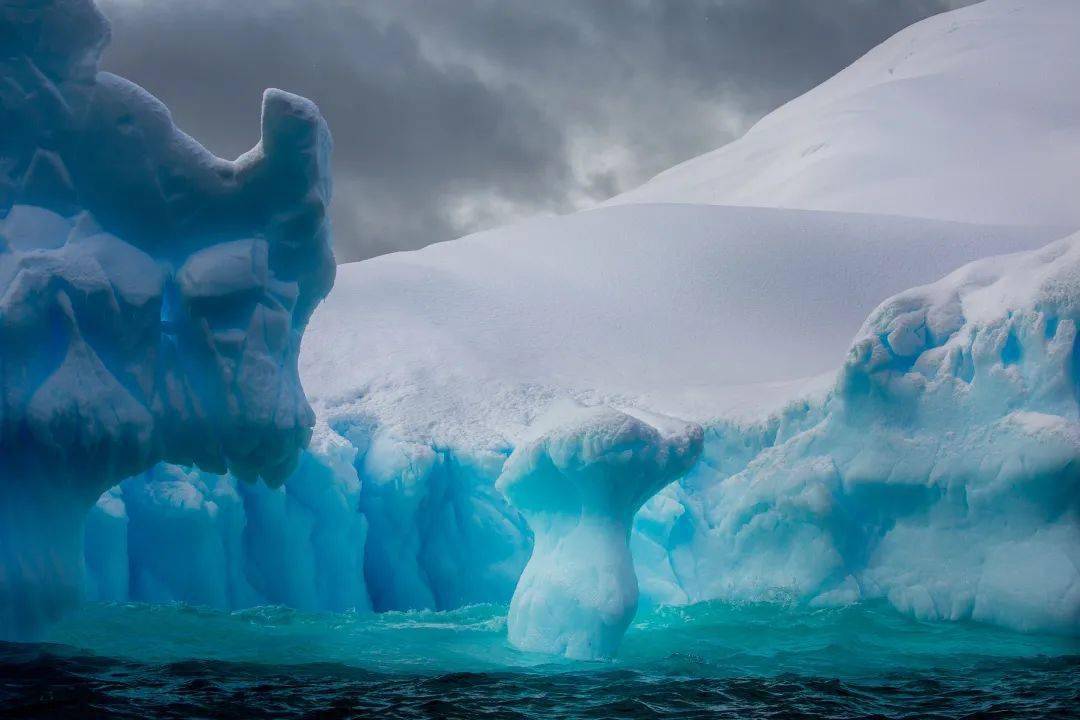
[636, 234, 1080, 635]
[0, 0, 334, 638]
[39, 0, 1080, 651]
[497, 403, 702, 659]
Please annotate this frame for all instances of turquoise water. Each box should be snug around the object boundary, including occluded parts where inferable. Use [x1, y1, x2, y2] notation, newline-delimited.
[42, 600, 1077, 678]
[1, 601, 1075, 717]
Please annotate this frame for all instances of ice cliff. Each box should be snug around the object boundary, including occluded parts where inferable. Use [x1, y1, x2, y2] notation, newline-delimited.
[0, 0, 334, 638]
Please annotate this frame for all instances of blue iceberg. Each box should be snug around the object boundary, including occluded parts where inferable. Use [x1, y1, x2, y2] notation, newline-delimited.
[497, 403, 702, 659]
[3, 0, 1076, 659]
[0, 0, 334, 639]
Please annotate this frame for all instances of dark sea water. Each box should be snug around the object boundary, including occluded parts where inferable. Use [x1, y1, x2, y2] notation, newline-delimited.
[1, 601, 1077, 719]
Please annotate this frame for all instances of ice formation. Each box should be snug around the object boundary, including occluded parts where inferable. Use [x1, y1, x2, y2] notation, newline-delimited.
[85, 424, 368, 612]
[0, 1, 334, 639]
[84, 204, 1057, 619]
[52, 0, 1077, 651]
[497, 404, 702, 659]
[635, 234, 1080, 635]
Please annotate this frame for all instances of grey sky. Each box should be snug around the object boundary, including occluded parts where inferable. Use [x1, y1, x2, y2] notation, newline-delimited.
[96, 0, 974, 263]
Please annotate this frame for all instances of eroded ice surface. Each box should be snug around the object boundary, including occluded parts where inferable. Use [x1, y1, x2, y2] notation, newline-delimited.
[91, 206, 1062, 622]
[0, 0, 334, 638]
[498, 403, 702, 659]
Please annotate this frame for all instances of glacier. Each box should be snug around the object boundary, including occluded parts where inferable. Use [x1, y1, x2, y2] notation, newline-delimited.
[82, 220, 1078, 656]
[92, 203, 1055, 624]
[1, 0, 1076, 656]
[0, 0, 334, 638]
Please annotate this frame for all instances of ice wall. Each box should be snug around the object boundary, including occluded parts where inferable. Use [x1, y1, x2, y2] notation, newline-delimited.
[637, 235, 1080, 634]
[0, 0, 334, 639]
[84, 422, 526, 615]
[85, 424, 369, 612]
[354, 427, 529, 612]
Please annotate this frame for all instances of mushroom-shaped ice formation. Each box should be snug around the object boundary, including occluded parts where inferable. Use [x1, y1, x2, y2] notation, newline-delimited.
[497, 403, 703, 659]
[0, 0, 334, 639]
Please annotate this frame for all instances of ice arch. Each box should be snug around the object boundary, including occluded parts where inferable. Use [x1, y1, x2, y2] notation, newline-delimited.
[0, 0, 335, 639]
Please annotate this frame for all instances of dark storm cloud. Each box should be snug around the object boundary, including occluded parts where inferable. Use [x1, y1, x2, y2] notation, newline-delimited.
[96, 0, 973, 262]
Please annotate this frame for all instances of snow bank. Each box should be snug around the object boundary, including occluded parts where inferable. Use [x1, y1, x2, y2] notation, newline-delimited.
[304, 204, 1058, 437]
[0, 0, 334, 638]
[610, 0, 1080, 231]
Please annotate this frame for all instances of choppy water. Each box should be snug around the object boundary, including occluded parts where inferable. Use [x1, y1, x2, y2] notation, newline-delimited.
[1, 601, 1076, 718]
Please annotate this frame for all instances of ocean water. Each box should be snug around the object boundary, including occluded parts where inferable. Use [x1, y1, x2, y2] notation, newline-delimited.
[1, 600, 1076, 718]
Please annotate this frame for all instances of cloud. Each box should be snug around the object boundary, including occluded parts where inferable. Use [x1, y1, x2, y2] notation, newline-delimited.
[96, 0, 972, 262]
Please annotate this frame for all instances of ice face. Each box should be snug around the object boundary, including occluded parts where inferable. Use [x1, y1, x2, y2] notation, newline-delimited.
[497, 403, 703, 659]
[83, 423, 529, 617]
[0, 1, 334, 639]
[84, 424, 370, 613]
[637, 234, 1080, 635]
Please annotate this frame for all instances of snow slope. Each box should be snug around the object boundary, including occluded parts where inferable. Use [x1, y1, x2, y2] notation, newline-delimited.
[302, 204, 1060, 440]
[610, 0, 1080, 230]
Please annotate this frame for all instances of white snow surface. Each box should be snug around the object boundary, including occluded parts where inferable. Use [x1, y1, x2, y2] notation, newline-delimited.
[609, 0, 1080, 230]
[301, 204, 1059, 446]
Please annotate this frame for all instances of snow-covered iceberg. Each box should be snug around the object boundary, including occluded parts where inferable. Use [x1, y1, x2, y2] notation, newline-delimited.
[0, 0, 334, 638]
[637, 234, 1080, 635]
[65, 0, 1079, 650]
[85, 202, 1062, 620]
